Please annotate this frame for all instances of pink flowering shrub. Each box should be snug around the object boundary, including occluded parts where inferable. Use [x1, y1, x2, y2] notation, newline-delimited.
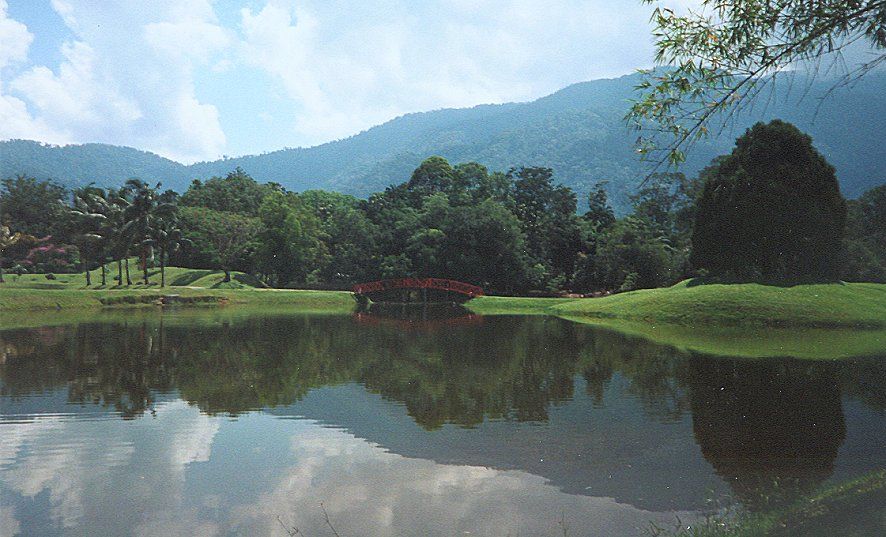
[19, 237, 78, 274]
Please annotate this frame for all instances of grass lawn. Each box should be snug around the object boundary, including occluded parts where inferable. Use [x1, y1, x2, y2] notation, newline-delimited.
[513, 279, 885, 329]
[466, 279, 886, 359]
[0, 262, 355, 316]
[469, 280, 886, 329]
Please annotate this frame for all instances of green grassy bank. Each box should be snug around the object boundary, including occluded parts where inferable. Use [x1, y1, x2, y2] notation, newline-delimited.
[469, 279, 886, 329]
[2, 270, 884, 359]
[0, 264, 354, 316]
[466, 280, 886, 359]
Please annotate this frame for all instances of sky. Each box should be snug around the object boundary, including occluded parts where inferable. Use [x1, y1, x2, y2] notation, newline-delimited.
[0, 0, 682, 163]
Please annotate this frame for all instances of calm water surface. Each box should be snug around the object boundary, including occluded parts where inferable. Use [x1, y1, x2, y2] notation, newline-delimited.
[1, 310, 884, 536]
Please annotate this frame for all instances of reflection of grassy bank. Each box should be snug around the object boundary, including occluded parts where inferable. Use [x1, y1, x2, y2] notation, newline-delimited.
[557, 317, 886, 360]
[654, 469, 886, 537]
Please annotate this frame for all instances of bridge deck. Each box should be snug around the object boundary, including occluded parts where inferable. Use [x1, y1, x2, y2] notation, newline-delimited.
[353, 278, 484, 303]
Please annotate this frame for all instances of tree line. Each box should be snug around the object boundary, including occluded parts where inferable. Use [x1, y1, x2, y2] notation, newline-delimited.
[1, 120, 884, 291]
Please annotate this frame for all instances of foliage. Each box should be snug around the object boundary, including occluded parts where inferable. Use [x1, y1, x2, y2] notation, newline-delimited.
[630, 0, 886, 169]
[691, 121, 847, 280]
[178, 206, 262, 282]
[593, 217, 675, 291]
[843, 184, 886, 282]
[254, 190, 324, 286]
[0, 175, 67, 237]
[180, 167, 274, 216]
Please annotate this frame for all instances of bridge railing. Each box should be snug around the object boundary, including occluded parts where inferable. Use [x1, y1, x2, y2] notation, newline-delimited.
[352, 278, 484, 297]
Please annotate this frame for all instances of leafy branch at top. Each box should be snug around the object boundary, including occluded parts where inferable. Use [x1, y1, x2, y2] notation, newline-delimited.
[627, 0, 886, 178]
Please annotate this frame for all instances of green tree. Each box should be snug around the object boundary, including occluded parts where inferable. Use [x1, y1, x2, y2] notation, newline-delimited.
[254, 191, 323, 286]
[149, 208, 190, 287]
[510, 166, 582, 287]
[584, 181, 616, 232]
[690, 120, 847, 280]
[630, 0, 886, 167]
[180, 167, 272, 216]
[594, 217, 675, 291]
[180, 207, 262, 282]
[843, 184, 886, 282]
[406, 156, 456, 198]
[299, 190, 377, 284]
[0, 176, 67, 237]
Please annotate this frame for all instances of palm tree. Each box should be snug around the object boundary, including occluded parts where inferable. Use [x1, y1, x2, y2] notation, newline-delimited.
[69, 186, 109, 286]
[0, 225, 23, 283]
[121, 179, 175, 285]
[149, 212, 189, 287]
[110, 186, 138, 285]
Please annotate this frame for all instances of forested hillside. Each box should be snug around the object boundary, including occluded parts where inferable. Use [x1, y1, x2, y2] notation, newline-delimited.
[3, 71, 885, 211]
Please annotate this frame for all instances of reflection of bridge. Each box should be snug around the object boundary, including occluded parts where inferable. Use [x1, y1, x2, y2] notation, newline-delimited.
[353, 278, 484, 304]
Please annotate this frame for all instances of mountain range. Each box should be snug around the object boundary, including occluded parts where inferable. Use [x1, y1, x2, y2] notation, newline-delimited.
[2, 70, 884, 212]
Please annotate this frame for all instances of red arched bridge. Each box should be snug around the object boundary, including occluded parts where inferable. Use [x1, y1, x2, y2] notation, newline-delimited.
[353, 278, 484, 304]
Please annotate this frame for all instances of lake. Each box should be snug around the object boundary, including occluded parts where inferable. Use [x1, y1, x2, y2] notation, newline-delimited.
[1, 309, 884, 536]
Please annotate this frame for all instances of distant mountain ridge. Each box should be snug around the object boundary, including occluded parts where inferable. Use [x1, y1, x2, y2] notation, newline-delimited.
[2, 71, 885, 211]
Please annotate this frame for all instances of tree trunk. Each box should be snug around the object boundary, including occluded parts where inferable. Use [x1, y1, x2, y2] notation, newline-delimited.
[125, 258, 132, 285]
[117, 259, 123, 285]
[101, 261, 107, 286]
[84, 256, 91, 286]
[223, 269, 231, 283]
[160, 248, 166, 287]
[0, 264, 4, 283]
[142, 247, 149, 285]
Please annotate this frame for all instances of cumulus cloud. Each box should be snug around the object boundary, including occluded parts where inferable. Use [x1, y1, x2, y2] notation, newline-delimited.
[238, 0, 659, 146]
[0, 0, 67, 142]
[1, 1, 690, 158]
[0, 0, 230, 163]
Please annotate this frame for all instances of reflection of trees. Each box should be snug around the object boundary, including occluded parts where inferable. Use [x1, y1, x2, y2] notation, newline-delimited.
[688, 357, 846, 511]
[1, 316, 881, 440]
[1, 316, 670, 427]
[577, 327, 692, 421]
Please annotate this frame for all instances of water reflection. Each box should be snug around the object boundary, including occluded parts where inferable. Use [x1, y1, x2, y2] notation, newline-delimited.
[689, 358, 846, 510]
[1, 313, 885, 535]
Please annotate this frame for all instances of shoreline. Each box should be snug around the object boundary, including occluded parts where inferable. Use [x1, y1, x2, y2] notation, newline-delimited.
[2, 280, 884, 360]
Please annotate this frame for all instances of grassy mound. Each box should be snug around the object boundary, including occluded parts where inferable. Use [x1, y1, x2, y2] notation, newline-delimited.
[551, 279, 886, 329]
[1, 262, 267, 290]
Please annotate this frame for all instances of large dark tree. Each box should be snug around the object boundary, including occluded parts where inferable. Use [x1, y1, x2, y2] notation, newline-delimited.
[690, 120, 847, 280]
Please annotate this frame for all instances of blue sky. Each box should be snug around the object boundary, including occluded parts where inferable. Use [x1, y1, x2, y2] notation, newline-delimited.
[0, 1, 674, 162]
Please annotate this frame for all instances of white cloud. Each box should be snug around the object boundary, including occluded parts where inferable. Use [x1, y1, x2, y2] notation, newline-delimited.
[0, 0, 231, 163]
[1, 1, 689, 158]
[0, 0, 30, 71]
[238, 0, 659, 147]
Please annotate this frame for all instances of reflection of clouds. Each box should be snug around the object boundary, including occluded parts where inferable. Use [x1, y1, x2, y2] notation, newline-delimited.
[0, 505, 20, 537]
[2, 410, 688, 536]
[134, 509, 219, 537]
[227, 425, 682, 537]
[155, 400, 220, 466]
[0, 402, 219, 532]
